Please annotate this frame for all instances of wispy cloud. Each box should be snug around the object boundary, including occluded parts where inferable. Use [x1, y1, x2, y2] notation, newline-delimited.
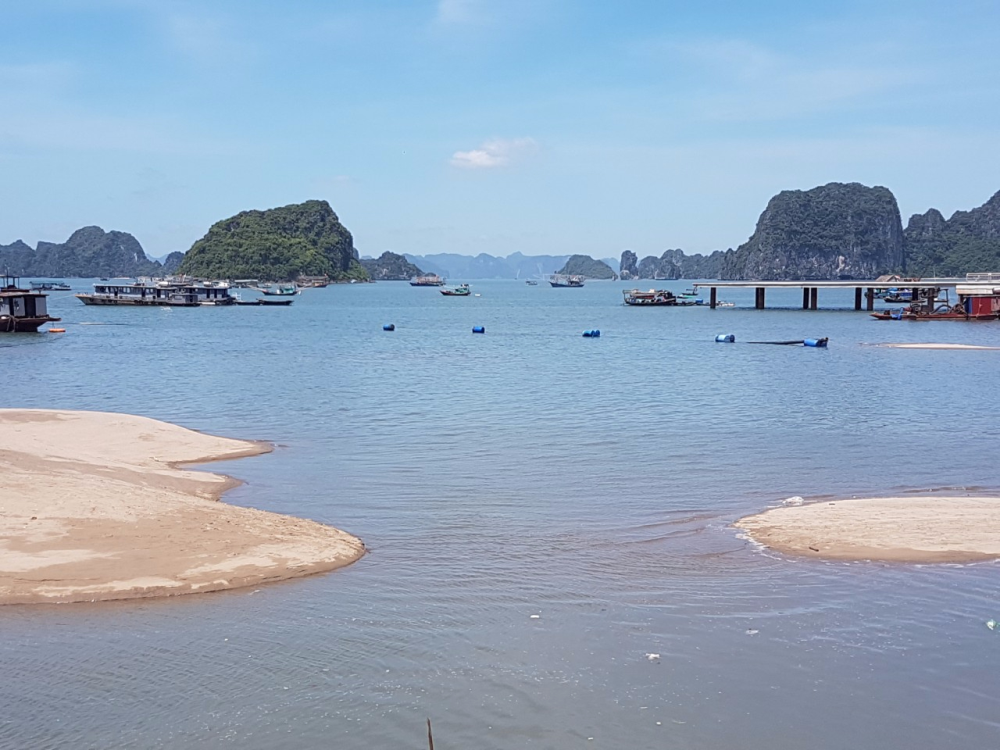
[435, 0, 488, 25]
[450, 137, 538, 169]
[164, 10, 254, 65]
[636, 36, 931, 123]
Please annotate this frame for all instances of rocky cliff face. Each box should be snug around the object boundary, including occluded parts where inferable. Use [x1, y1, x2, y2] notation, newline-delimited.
[637, 254, 680, 279]
[720, 182, 905, 280]
[161, 251, 185, 275]
[361, 251, 424, 280]
[179, 200, 366, 281]
[620, 248, 726, 280]
[0, 228, 162, 277]
[619, 250, 639, 280]
[904, 191, 1000, 275]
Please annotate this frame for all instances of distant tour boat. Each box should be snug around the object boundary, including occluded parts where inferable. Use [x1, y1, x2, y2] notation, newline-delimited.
[30, 281, 72, 291]
[410, 275, 446, 286]
[549, 274, 585, 288]
[525, 280, 538, 286]
[76, 281, 235, 307]
[1, 275, 62, 332]
[440, 283, 471, 296]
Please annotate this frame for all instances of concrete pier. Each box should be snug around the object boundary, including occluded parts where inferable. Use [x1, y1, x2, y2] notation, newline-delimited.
[692, 279, 965, 312]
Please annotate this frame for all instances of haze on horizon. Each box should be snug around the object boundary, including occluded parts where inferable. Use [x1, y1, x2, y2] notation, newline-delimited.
[1, 0, 997, 260]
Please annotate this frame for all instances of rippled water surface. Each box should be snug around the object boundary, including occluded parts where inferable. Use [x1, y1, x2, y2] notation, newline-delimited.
[3, 280, 1000, 749]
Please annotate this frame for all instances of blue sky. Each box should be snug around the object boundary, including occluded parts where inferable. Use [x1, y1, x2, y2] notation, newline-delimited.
[1, 0, 998, 259]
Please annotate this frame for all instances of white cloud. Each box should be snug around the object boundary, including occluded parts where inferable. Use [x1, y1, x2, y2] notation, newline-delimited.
[450, 137, 538, 169]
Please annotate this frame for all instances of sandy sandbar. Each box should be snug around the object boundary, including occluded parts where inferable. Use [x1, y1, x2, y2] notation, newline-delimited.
[736, 496, 1000, 563]
[0, 409, 365, 604]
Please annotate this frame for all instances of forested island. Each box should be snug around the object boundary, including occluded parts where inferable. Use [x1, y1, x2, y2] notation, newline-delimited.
[620, 184, 1000, 280]
[179, 200, 367, 282]
[4, 187, 1000, 281]
[556, 254, 616, 279]
[360, 251, 423, 280]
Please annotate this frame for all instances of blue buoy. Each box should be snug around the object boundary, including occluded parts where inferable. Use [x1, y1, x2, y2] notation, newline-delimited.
[582, 329, 601, 338]
[472, 325, 486, 334]
[383, 324, 395, 331]
[715, 333, 736, 343]
[803, 337, 828, 347]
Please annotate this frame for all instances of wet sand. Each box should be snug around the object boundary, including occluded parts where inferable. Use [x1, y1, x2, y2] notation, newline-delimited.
[736, 496, 1000, 563]
[0, 410, 365, 604]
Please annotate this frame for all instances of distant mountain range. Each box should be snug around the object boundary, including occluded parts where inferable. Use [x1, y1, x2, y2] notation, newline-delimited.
[399, 252, 620, 279]
[6, 186, 1000, 282]
[0, 227, 182, 278]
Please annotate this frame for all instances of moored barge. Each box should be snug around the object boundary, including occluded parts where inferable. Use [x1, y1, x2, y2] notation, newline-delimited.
[1, 275, 61, 332]
[872, 282, 1000, 321]
[76, 281, 235, 307]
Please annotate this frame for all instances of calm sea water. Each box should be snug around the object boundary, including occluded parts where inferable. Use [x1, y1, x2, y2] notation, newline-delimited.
[3, 280, 1000, 749]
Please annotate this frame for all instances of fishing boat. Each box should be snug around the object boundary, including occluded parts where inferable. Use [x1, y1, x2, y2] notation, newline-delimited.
[259, 284, 298, 296]
[30, 281, 72, 291]
[623, 289, 677, 306]
[549, 274, 584, 288]
[1, 275, 61, 332]
[622, 289, 700, 306]
[410, 275, 446, 286]
[440, 283, 471, 296]
[871, 283, 1000, 321]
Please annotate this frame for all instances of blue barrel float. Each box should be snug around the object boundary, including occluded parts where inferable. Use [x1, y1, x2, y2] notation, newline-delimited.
[715, 333, 736, 343]
[472, 325, 486, 334]
[383, 324, 395, 331]
[582, 329, 601, 338]
[804, 337, 829, 347]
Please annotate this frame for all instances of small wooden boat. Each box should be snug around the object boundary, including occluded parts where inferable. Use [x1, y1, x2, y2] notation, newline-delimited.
[622, 289, 694, 306]
[440, 284, 471, 296]
[259, 285, 298, 296]
[1, 275, 62, 332]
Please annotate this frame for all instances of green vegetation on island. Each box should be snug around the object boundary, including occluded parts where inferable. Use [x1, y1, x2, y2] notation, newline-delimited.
[0, 227, 165, 278]
[904, 191, 1000, 277]
[360, 252, 424, 280]
[556, 254, 616, 279]
[178, 200, 367, 282]
[720, 183, 905, 280]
